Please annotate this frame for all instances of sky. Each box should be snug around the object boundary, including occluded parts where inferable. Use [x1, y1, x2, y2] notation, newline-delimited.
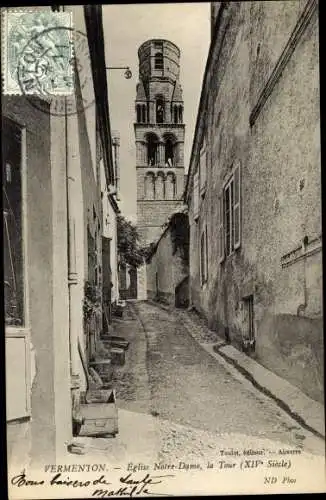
[103, 3, 211, 222]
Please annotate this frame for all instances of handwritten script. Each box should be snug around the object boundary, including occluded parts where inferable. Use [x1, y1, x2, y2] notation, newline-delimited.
[11, 470, 174, 497]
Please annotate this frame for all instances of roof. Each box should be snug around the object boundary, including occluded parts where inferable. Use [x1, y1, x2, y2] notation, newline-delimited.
[136, 81, 147, 101]
[184, 3, 227, 202]
[172, 81, 183, 102]
[138, 39, 180, 57]
[84, 5, 115, 187]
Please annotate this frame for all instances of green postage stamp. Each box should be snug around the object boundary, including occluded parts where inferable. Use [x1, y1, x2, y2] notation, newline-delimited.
[1, 8, 74, 96]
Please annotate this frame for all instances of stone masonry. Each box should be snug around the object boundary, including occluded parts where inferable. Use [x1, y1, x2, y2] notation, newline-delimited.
[134, 39, 186, 245]
[185, 1, 323, 403]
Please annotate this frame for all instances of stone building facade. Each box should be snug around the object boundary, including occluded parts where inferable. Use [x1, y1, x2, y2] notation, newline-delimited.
[185, 1, 323, 402]
[134, 39, 186, 245]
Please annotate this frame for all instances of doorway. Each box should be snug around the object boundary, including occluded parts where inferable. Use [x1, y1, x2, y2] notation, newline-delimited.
[243, 295, 255, 350]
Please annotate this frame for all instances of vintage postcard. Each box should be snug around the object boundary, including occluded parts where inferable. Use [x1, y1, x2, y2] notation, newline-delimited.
[2, 2, 325, 498]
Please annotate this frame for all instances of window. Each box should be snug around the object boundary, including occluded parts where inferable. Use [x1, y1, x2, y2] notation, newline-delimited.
[147, 133, 159, 166]
[141, 104, 147, 123]
[178, 106, 183, 123]
[136, 104, 147, 123]
[164, 138, 174, 167]
[199, 142, 207, 197]
[87, 226, 96, 285]
[166, 172, 176, 199]
[136, 105, 141, 123]
[156, 98, 165, 123]
[3, 118, 25, 327]
[193, 171, 199, 221]
[173, 105, 183, 124]
[156, 172, 165, 199]
[219, 161, 241, 261]
[154, 52, 163, 70]
[200, 226, 208, 285]
[144, 172, 155, 200]
[243, 295, 255, 347]
[174, 106, 178, 124]
[4, 117, 31, 421]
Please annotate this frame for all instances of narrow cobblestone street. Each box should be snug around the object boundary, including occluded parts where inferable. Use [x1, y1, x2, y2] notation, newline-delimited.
[111, 301, 325, 459]
[62, 299, 326, 497]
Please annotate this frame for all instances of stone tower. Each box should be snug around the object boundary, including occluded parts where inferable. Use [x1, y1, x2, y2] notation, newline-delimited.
[134, 39, 185, 246]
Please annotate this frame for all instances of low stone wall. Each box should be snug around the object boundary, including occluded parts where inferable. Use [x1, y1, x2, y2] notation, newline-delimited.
[157, 290, 174, 305]
[255, 313, 324, 403]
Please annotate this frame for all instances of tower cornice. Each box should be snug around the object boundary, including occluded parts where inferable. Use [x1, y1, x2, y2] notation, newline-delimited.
[134, 123, 185, 130]
[138, 38, 180, 57]
[138, 75, 180, 87]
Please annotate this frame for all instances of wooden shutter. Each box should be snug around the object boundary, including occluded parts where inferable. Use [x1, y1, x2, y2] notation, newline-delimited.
[199, 146, 207, 196]
[193, 172, 199, 220]
[205, 225, 208, 282]
[218, 193, 225, 263]
[200, 232, 204, 285]
[233, 160, 241, 249]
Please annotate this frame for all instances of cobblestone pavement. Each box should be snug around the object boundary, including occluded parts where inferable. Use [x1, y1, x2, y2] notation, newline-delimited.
[111, 303, 151, 414]
[111, 301, 325, 458]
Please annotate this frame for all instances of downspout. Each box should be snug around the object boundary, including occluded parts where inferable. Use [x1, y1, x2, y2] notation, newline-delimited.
[65, 97, 84, 434]
[64, 5, 83, 432]
[112, 132, 120, 200]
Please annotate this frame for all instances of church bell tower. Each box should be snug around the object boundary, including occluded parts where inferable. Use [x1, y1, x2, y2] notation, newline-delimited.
[134, 39, 185, 246]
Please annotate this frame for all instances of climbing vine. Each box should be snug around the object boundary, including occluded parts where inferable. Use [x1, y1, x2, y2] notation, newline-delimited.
[83, 280, 102, 322]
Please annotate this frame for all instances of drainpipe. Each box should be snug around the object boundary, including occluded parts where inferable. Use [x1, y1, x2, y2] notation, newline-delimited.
[112, 131, 120, 200]
[65, 81, 83, 434]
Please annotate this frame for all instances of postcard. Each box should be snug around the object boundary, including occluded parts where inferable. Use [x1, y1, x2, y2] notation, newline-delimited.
[2, 2, 325, 498]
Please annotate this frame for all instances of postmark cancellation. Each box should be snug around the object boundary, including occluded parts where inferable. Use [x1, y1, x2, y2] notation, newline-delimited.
[1, 8, 74, 96]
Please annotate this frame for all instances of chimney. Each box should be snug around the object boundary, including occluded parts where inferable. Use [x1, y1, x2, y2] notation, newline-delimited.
[112, 130, 120, 200]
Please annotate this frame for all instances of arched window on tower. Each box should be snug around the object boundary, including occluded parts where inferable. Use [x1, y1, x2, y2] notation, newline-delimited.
[166, 172, 176, 199]
[156, 98, 165, 124]
[164, 134, 176, 167]
[141, 104, 147, 123]
[156, 172, 165, 199]
[173, 106, 178, 124]
[146, 133, 159, 166]
[144, 172, 155, 200]
[178, 106, 183, 123]
[154, 52, 163, 70]
[136, 105, 141, 123]
[165, 138, 174, 167]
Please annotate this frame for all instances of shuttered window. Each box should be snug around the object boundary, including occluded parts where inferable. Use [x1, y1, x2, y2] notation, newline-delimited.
[200, 225, 208, 285]
[3, 118, 24, 326]
[218, 194, 224, 263]
[193, 171, 199, 221]
[233, 160, 241, 249]
[3, 116, 31, 421]
[219, 160, 241, 261]
[199, 145, 207, 196]
[224, 179, 234, 256]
